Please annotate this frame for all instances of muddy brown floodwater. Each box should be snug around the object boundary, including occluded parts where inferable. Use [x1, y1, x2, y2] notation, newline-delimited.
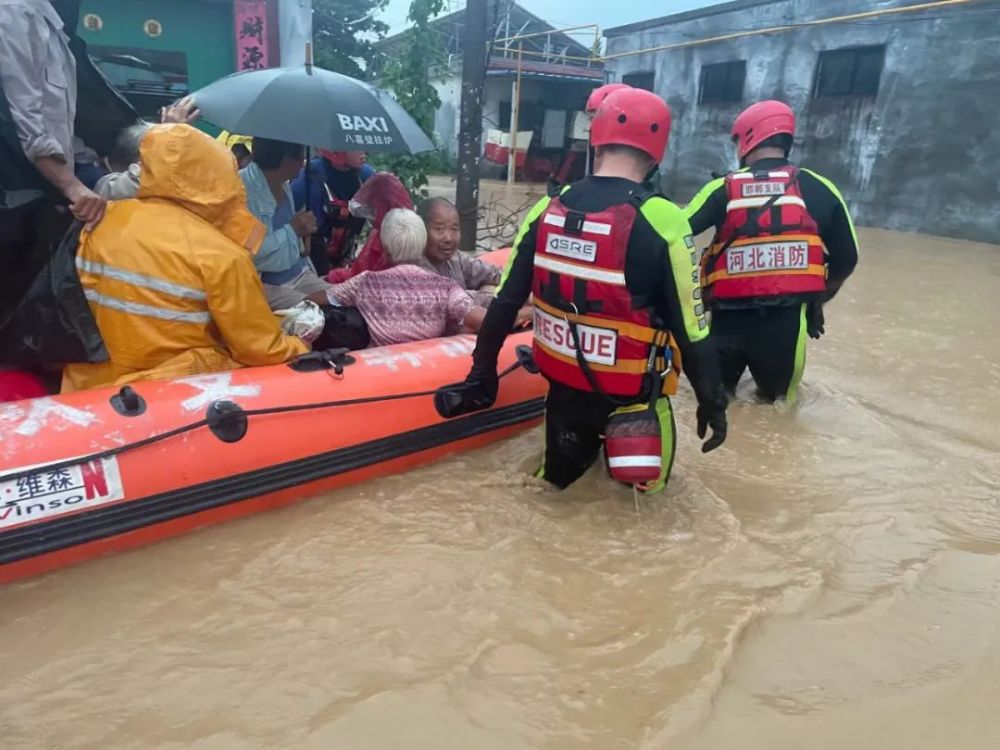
[2, 227, 1000, 750]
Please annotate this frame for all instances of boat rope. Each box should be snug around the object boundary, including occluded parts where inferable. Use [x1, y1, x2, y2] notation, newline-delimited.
[0, 359, 529, 487]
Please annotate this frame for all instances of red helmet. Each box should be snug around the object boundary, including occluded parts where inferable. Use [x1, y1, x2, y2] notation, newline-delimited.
[585, 82, 630, 114]
[590, 88, 671, 162]
[731, 100, 795, 159]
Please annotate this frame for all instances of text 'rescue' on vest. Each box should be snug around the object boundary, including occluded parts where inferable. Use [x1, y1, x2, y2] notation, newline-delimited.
[530, 194, 681, 399]
[703, 166, 827, 303]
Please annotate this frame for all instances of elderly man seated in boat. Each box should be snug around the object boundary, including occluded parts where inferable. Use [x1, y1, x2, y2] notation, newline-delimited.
[239, 137, 336, 310]
[62, 124, 309, 392]
[93, 97, 204, 201]
[310, 208, 490, 347]
[417, 197, 501, 306]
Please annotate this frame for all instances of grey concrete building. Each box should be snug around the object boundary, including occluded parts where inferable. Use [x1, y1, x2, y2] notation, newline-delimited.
[374, 1, 602, 180]
[603, 0, 1000, 242]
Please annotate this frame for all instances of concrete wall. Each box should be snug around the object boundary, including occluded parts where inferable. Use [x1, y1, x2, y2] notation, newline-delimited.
[278, 0, 313, 67]
[431, 74, 462, 154]
[431, 76, 510, 158]
[433, 75, 592, 161]
[604, 0, 1000, 243]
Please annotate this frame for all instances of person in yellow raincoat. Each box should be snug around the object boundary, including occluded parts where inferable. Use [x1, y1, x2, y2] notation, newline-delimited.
[62, 124, 309, 392]
[217, 130, 253, 151]
[217, 130, 253, 168]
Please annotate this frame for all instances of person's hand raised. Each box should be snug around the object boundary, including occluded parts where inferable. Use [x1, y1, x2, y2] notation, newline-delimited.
[160, 96, 201, 125]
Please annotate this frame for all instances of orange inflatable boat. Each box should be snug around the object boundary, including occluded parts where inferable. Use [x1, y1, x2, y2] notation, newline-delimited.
[0, 256, 545, 584]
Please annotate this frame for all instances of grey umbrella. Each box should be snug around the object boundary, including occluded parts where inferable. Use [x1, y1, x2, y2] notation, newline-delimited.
[190, 64, 434, 154]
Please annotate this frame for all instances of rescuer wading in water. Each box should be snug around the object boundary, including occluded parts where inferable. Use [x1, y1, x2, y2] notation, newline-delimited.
[436, 88, 727, 493]
[685, 100, 859, 403]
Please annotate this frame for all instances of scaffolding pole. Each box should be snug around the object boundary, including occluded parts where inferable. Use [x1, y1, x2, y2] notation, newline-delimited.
[506, 42, 523, 186]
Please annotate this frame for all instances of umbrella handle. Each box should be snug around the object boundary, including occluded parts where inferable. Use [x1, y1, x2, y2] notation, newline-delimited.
[304, 145, 311, 221]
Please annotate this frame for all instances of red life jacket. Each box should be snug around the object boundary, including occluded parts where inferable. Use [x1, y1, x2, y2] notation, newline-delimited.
[531, 196, 681, 399]
[703, 166, 827, 302]
[324, 197, 356, 265]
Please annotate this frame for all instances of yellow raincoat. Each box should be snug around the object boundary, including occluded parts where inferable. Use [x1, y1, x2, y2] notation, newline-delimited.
[62, 124, 309, 393]
[217, 130, 253, 151]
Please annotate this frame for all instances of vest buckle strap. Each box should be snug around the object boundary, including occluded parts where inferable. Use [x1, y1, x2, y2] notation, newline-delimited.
[564, 210, 586, 235]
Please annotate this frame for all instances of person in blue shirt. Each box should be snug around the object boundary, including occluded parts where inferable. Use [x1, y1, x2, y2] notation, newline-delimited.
[291, 149, 374, 276]
[240, 138, 332, 310]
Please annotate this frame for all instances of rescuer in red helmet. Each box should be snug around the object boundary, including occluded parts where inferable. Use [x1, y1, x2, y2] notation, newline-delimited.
[545, 82, 635, 196]
[584, 82, 666, 194]
[685, 100, 859, 404]
[290, 150, 375, 276]
[585, 82, 631, 115]
[436, 88, 727, 494]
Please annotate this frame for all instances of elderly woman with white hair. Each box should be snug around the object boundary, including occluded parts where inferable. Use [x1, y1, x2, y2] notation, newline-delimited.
[312, 208, 488, 347]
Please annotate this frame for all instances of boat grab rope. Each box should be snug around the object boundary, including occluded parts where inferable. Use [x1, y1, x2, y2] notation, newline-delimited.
[0, 355, 533, 487]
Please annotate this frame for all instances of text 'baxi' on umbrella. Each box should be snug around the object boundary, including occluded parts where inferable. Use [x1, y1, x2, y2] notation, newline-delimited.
[189, 49, 434, 155]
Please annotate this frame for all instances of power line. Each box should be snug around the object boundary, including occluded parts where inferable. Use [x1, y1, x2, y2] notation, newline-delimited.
[602, 0, 993, 60]
[610, 5, 999, 43]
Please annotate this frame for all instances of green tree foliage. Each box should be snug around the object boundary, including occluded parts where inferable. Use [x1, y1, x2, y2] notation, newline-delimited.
[313, 0, 389, 78]
[371, 0, 449, 198]
[379, 0, 446, 133]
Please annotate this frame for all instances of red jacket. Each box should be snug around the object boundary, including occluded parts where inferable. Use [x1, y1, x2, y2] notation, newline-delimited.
[327, 173, 413, 283]
[0, 371, 48, 403]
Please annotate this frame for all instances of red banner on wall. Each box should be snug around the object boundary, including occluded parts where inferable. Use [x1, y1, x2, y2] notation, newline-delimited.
[234, 0, 271, 71]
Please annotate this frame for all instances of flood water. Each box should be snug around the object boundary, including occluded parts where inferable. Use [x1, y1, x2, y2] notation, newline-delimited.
[2, 227, 1000, 749]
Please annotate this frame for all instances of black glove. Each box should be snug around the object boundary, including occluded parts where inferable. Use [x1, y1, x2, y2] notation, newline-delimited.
[696, 403, 728, 453]
[434, 366, 499, 419]
[806, 302, 825, 340]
